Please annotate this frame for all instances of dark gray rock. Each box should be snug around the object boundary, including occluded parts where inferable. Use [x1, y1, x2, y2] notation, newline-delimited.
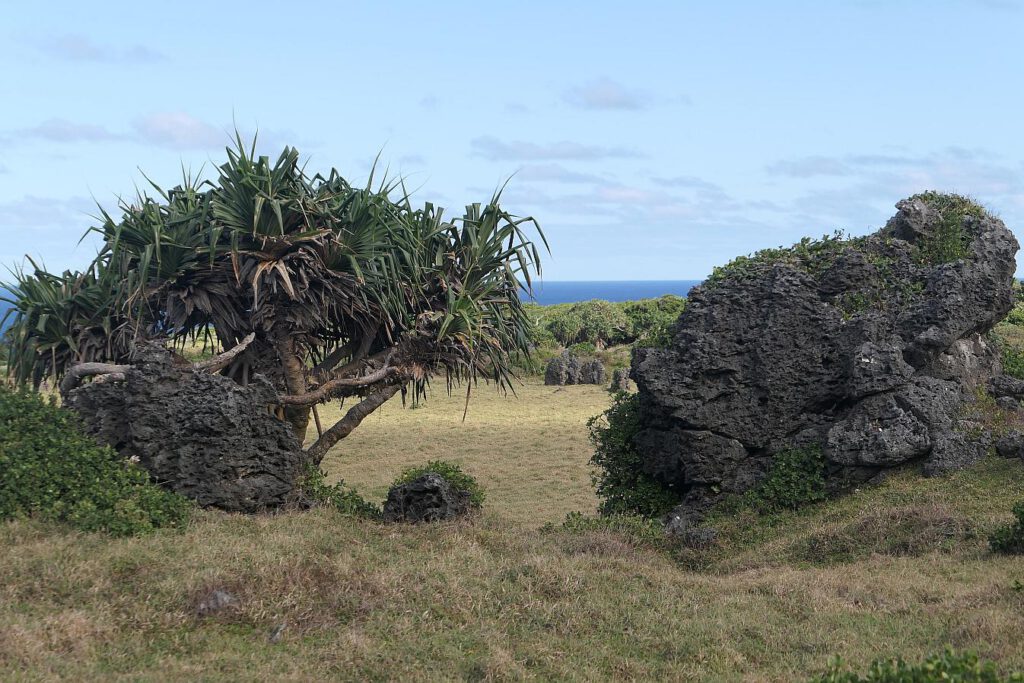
[382, 473, 472, 523]
[196, 588, 238, 617]
[996, 430, 1024, 459]
[65, 343, 304, 512]
[544, 351, 607, 386]
[610, 368, 632, 392]
[633, 195, 1020, 519]
[988, 374, 1024, 399]
[579, 359, 606, 385]
[997, 396, 1020, 412]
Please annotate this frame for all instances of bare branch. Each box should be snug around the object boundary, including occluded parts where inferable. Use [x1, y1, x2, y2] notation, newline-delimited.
[312, 326, 379, 380]
[60, 362, 132, 395]
[278, 364, 399, 406]
[303, 383, 402, 465]
[193, 333, 256, 374]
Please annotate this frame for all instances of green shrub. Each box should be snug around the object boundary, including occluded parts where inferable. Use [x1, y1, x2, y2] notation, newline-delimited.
[1001, 344, 1024, 380]
[588, 392, 679, 518]
[810, 648, 1022, 682]
[0, 386, 192, 536]
[909, 191, 986, 266]
[300, 465, 382, 519]
[745, 446, 827, 513]
[989, 501, 1024, 554]
[393, 460, 485, 507]
[1004, 301, 1024, 326]
[622, 295, 686, 345]
[568, 341, 598, 356]
[547, 300, 630, 347]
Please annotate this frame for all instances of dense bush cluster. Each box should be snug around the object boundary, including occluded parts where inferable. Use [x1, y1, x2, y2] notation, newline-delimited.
[529, 295, 686, 350]
[810, 649, 1022, 682]
[744, 446, 828, 512]
[587, 392, 679, 517]
[989, 501, 1024, 554]
[0, 385, 191, 536]
[392, 460, 485, 508]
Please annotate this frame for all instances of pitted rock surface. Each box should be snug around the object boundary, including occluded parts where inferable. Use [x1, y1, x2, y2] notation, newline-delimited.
[382, 473, 472, 523]
[65, 343, 304, 512]
[633, 195, 1019, 519]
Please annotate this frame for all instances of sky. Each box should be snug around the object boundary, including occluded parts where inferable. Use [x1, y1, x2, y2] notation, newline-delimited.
[1, 0, 1023, 281]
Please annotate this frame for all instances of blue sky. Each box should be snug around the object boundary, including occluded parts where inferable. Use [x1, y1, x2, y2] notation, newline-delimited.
[2, 0, 1023, 280]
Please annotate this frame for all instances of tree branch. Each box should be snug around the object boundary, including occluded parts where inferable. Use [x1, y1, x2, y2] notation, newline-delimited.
[278, 364, 399, 406]
[311, 326, 379, 380]
[192, 333, 256, 374]
[303, 383, 402, 465]
[60, 362, 132, 395]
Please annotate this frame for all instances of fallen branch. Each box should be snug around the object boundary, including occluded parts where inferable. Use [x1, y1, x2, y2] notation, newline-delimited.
[60, 362, 132, 395]
[193, 333, 256, 374]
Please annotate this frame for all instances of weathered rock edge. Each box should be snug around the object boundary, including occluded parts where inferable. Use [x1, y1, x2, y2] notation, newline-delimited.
[633, 195, 1020, 522]
[65, 343, 304, 513]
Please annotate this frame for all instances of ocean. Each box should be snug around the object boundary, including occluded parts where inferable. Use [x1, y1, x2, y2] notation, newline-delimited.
[523, 280, 700, 306]
[0, 282, 702, 330]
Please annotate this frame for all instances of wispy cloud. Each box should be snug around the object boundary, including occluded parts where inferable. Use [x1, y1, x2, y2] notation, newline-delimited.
[19, 119, 124, 143]
[515, 164, 608, 184]
[564, 77, 649, 111]
[766, 156, 854, 178]
[471, 136, 641, 161]
[132, 112, 223, 150]
[38, 34, 166, 63]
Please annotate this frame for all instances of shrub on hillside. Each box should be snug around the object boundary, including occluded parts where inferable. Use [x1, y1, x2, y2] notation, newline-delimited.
[588, 392, 679, 517]
[989, 501, 1024, 554]
[299, 465, 382, 519]
[0, 386, 191, 536]
[745, 446, 827, 512]
[392, 460, 485, 507]
[810, 648, 1022, 682]
[548, 300, 630, 347]
[623, 295, 686, 346]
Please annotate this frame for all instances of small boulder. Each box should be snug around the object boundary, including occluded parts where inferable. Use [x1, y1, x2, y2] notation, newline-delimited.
[610, 368, 632, 392]
[383, 473, 471, 523]
[579, 359, 606, 385]
[196, 588, 238, 618]
[996, 431, 1024, 459]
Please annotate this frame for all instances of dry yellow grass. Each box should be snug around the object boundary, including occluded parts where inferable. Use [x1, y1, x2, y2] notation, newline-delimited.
[3, 379, 1024, 681]
[313, 380, 607, 523]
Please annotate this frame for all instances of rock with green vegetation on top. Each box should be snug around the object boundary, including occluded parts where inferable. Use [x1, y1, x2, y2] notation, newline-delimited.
[633, 193, 1020, 523]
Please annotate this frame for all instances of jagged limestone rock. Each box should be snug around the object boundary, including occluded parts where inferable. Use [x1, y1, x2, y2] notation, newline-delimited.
[65, 343, 304, 512]
[633, 194, 1019, 519]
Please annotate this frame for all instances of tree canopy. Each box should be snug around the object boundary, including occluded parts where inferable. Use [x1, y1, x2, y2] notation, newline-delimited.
[2, 137, 546, 462]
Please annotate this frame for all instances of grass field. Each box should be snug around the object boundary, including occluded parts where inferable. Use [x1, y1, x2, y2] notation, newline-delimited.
[3, 381, 1024, 681]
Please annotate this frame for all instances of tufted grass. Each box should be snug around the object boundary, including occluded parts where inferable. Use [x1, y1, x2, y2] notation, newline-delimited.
[3, 383, 1024, 680]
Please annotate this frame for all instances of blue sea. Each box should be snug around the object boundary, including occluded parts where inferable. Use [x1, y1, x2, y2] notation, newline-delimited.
[524, 280, 700, 306]
[0, 282, 702, 330]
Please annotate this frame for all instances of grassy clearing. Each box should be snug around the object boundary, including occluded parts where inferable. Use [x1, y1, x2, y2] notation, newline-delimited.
[3, 384, 1024, 680]
[313, 380, 607, 524]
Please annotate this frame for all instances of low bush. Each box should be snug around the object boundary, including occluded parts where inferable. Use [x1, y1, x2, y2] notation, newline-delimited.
[745, 446, 827, 512]
[299, 465, 382, 519]
[989, 500, 1024, 554]
[392, 460, 485, 507]
[810, 648, 1022, 682]
[0, 386, 192, 536]
[588, 392, 679, 518]
[543, 511, 667, 548]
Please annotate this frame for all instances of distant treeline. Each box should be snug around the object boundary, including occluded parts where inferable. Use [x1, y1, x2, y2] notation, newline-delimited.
[525, 295, 687, 351]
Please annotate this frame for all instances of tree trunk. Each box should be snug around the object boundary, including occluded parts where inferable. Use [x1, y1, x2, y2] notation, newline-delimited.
[275, 333, 311, 443]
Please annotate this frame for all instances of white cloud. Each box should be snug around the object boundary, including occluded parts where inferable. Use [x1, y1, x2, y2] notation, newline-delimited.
[19, 119, 123, 143]
[132, 113, 225, 150]
[564, 77, 649, 110]
[471, 136, 641, 161]
[39, 34, 166, 63]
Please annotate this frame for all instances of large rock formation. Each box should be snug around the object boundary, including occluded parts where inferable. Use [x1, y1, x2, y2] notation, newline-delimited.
[65, 343, 305, 512]
[633, 194, 1019, 520]
[544, 351, 606, 386]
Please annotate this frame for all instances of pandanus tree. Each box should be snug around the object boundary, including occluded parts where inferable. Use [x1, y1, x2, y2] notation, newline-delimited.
[3, 138, 545, 465]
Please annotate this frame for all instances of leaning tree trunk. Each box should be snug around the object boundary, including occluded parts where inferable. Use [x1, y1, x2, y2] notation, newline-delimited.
[274, 332, 312, 444]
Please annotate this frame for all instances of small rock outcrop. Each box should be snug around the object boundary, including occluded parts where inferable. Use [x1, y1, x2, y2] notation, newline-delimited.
[633, 194, 1020, 520]
[65, 343, 305, 512]
[382, 473, 472, 523]
[610, 368, 632, 392]
[544, 351, 606, 386]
